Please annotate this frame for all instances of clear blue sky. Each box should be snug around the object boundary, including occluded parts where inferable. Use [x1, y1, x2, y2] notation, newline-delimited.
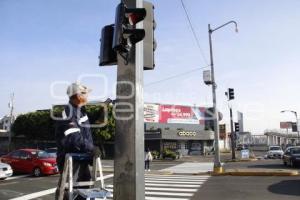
[1, 0, 300, 134]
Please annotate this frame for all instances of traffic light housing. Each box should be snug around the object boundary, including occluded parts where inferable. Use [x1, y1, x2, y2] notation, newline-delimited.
[99, 24, 117, 66]
[234, 122, 240, 132]
[113, 3, 146, 53]
[143, 1, 156, 70]
[292, 122, 298, 132]
[228, 88, 234, 100]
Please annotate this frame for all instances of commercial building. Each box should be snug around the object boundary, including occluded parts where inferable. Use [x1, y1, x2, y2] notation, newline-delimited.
[144, 103, 215, 156]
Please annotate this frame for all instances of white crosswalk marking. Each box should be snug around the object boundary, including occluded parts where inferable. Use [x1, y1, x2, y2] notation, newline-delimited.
[103, 174, 209, 200]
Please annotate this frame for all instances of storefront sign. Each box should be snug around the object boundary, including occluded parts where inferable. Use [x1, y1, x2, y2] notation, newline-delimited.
[178, 131, 197, 137]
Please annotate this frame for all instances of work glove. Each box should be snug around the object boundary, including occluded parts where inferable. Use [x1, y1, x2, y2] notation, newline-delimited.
[92, 146, 102, 158]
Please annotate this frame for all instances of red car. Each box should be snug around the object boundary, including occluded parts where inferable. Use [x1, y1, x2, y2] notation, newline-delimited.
[0, 149, 59, 177]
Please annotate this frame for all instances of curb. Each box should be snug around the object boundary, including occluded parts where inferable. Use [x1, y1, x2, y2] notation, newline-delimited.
[146, 171, 173, 175]
[212, 169, 299, 176]
[172, 172, 211, 176]
[224, 158, 258, 163]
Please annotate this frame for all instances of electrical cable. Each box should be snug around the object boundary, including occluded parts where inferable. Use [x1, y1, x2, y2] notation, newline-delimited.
[179, 0, 209, 66]
[145, 65, 209, 87]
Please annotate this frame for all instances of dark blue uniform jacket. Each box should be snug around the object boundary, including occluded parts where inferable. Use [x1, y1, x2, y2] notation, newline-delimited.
[55, 103, 94, 171]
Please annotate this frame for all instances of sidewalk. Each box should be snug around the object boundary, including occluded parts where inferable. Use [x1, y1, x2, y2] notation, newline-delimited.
[159, 162, 214, 175]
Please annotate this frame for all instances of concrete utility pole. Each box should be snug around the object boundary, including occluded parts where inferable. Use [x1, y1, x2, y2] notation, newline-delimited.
[8, 93, 14, 152]
[113, 0, 145, 199]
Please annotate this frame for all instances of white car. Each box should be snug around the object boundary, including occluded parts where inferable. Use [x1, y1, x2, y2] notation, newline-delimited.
[267, 146, 284, 159]
[0, 162, 13, 180]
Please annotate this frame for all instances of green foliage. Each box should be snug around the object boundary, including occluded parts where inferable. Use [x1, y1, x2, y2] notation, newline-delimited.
[12, 104, 116, 142]
[12, 110, 54, 140]
[88, 105, 115, 142]
[151, 150, 160, 159]
[162, 149, 177, 160]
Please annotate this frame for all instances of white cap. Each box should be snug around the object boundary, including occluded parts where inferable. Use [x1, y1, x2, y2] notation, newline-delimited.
[66, 82, 91, 98]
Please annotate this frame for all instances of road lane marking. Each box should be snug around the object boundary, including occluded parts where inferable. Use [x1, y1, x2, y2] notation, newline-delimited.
[9, 174, 114, 200]
[105, 185, 197, 192]
[145, 198, 190, 200]
[105, 188, 194, 197]
[104, 174, 209, 200]
[6, 175, 30, 181]
[145, 183, 201, 187]
[107, 197, 189, 200]
[145, 174, 210, 178]
[145, 180, 205, 184]
[9, 188, 56, 200]
[145, 177, 208, 181]
[0, 181, 17, 186]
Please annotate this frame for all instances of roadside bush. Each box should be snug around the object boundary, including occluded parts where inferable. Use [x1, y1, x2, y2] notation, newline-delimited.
[162, 149, 177, 160]
[151, 150, 160, 159]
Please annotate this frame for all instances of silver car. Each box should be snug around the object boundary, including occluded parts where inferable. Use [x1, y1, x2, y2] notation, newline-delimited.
[0, 162, 13, 180]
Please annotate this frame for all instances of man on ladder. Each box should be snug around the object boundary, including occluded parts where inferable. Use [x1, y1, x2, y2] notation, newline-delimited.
[55, 82, 101, 200]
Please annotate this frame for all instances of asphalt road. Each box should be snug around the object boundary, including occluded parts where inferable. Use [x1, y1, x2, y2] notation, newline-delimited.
[0, 155, 299, 200]
[0, 161, 181, 200]
[192, 176, 300, 200]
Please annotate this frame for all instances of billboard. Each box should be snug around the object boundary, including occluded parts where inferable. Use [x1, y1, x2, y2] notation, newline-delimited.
[144, 104, 206, 124]
[280, 122, 292, 129]
[144, 104, 159, 123]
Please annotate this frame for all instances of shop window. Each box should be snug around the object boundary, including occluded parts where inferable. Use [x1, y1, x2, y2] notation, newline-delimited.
[163, 142, 177, 150]
[185, 143, 189, 149]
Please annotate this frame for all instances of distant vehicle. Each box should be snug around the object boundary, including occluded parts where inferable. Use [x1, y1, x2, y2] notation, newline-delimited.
[189, 146, 203, 156]
[282, 146, 300, 167]
[267, 146, 284, 159]
[236, 144, 248, 151]
[45, 147, 57, 158]
[0, 149, 59, 177]
[189, 149, 202, 155]
[0, 162, 13, 180]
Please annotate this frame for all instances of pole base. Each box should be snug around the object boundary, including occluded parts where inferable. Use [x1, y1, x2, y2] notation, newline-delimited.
[213, 166, 224, 174]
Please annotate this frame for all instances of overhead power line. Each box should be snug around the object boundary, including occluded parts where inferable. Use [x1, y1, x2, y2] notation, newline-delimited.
[145, 65, 209, 87]
[180, 0, 209, 66]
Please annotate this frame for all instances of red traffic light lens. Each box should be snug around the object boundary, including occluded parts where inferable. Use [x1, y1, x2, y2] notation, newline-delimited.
[126, 8, 146, 25]
[128, 13, 141, 25]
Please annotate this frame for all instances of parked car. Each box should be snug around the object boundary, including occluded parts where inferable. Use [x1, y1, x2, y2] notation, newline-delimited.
[45, 147, 57, 158]
[267, 146, 284, 159]
[0, 162, 13, 180]
[0, 149, 59, 177]
[283, 146, 300, 167]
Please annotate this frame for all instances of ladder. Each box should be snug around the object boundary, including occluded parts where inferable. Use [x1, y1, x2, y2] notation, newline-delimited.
[57, 153, 112, 200]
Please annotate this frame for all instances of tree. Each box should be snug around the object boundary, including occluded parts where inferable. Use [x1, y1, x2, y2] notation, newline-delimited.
[11, 104, 115, 144]
[12, 110, 55, 140]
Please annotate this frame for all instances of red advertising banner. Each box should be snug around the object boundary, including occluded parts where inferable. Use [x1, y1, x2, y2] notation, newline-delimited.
[280, 122, 292, 129]
[158, 105, 205, 125]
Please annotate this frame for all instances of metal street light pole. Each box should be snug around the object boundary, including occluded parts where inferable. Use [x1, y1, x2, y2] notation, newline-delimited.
[208, 21, 238, 173]
[281, 110, 299, 144]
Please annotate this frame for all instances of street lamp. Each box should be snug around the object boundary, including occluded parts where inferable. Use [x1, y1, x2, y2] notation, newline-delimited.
[281, 110, 299, 144]
[208, 21, 238, 173]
